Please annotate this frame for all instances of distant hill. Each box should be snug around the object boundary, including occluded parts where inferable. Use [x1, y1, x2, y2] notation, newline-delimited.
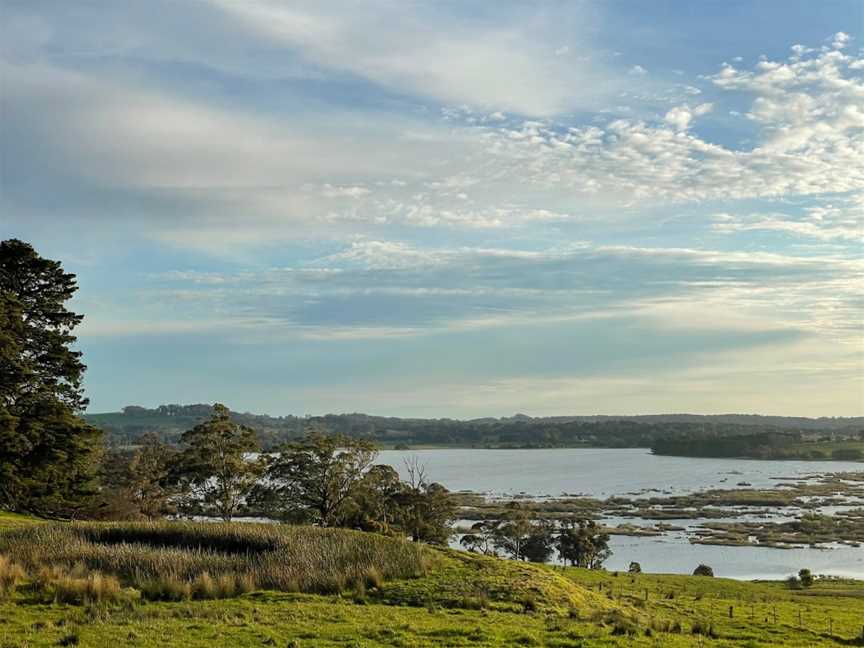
[86, 404, 864, 450]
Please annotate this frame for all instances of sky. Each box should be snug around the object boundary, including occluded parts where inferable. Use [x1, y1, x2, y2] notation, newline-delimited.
[1, 0, 862, 418]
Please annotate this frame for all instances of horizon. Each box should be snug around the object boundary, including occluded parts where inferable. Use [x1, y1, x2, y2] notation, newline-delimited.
[2, 1, 862, 418]
[89, 403, 863, 422]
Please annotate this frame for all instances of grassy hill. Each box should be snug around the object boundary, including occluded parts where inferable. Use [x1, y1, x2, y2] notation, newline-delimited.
[1, 514, 863, 646]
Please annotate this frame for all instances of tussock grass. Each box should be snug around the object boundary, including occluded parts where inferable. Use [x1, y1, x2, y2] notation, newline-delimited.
[0, 554, 26, 597]
[0, 520, 431, 600]
[36, 566, 131, 605]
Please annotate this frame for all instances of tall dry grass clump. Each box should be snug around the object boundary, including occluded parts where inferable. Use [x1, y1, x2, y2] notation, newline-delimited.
[0, 520, 432, 601]
[0, 554, 27, 598]
[35, 564, 130, 605]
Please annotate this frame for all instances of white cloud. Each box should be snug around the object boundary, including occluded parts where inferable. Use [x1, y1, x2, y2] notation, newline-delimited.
[831, 32, 852, 50]
[663, 102, 713, 130]
[140, 239, 862, 344]
[203, 0, 624, 116]
[320, 185, 372, 199]
[3, 30, 862, 250]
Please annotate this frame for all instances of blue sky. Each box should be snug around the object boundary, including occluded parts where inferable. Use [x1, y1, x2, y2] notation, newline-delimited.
[2, 0, 862, 417]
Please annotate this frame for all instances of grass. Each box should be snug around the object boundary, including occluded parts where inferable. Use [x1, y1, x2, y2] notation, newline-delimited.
[0, 520, 431, 596]
[0, 510, 47, 531]
[2, 514, 864, 646]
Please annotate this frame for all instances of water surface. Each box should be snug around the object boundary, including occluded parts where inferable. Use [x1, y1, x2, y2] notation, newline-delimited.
[377, 447, 860, 498]
[376, 448, 863, 579]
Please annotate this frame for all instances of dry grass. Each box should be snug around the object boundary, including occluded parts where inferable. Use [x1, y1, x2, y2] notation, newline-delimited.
[0, 554, 26, 598]
[33, 563, 134, 605]
[0, 520, 431, 601]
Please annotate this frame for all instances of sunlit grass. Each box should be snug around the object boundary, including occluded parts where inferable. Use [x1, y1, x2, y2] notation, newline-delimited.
[0, 520, 431, 598]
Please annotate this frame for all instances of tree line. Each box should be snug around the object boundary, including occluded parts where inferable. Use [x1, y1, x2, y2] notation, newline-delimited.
[91, 404, 863, 452]
[460, 503, 612, 568]
[652, 432, 864, 461]
[100, 405, 455, 544]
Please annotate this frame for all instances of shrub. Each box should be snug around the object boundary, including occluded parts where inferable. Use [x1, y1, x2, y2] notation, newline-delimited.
[691, 620, 718, 638]
[693, 564, 714, 577]
[628, 561, 641, 574]
[521, 595, 538, 612]
[798, 568, 814, 588]
[787, 575, 801, 590]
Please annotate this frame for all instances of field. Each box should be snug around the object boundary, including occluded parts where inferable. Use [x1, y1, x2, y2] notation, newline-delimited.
[1, 513, 863, 647]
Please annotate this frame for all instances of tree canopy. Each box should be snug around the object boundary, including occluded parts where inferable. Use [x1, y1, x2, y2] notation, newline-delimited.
[174, 404, 263, 521]
[0, 239, 102, 515]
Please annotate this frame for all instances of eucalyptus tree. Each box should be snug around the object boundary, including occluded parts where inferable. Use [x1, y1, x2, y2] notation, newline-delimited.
[175, 404, 263, 521]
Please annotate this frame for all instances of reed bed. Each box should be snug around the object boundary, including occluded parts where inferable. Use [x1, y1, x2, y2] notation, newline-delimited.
[0, 521, 431, 598]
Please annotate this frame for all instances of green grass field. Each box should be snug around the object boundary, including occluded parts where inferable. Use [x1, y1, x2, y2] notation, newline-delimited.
[1, 512, 863, 647]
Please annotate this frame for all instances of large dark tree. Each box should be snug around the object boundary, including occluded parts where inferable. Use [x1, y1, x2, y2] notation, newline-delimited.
[0, 239, 102, 515]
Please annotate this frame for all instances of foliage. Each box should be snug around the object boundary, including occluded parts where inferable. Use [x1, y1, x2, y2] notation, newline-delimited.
[460, 520, 498, 555]
[556, 518, 611, 569]
[86, 403, 864, 452]
[0, 239, 103, 516]
[255, 436, 455, 543]
[99, 434, 179, 519]
[798, 568, 814, 587]
[173, 404, 264, 521]
[258, 431, 377, 526]
[341, 464, 406, 534]
[490, 502, 534, 560]
[833, 447, 863, 460]
[628, 561, 642, 573]
[693, 564, 714, 577]
[393, 457, 455, 544]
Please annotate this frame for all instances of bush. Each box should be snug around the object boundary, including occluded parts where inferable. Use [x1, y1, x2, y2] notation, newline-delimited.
[628, 561, 641, 573]
[693, 564, 714, 577]
[691, 620, 718, 638]
[798, 568, 813, 588]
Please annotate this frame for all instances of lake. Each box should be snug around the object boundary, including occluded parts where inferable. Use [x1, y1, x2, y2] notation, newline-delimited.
[376, 448, 864, 579]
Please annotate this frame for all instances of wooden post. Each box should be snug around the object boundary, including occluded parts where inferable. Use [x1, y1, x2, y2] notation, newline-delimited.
[798, 608, 802, 628]
[729, 606, 733, 619]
